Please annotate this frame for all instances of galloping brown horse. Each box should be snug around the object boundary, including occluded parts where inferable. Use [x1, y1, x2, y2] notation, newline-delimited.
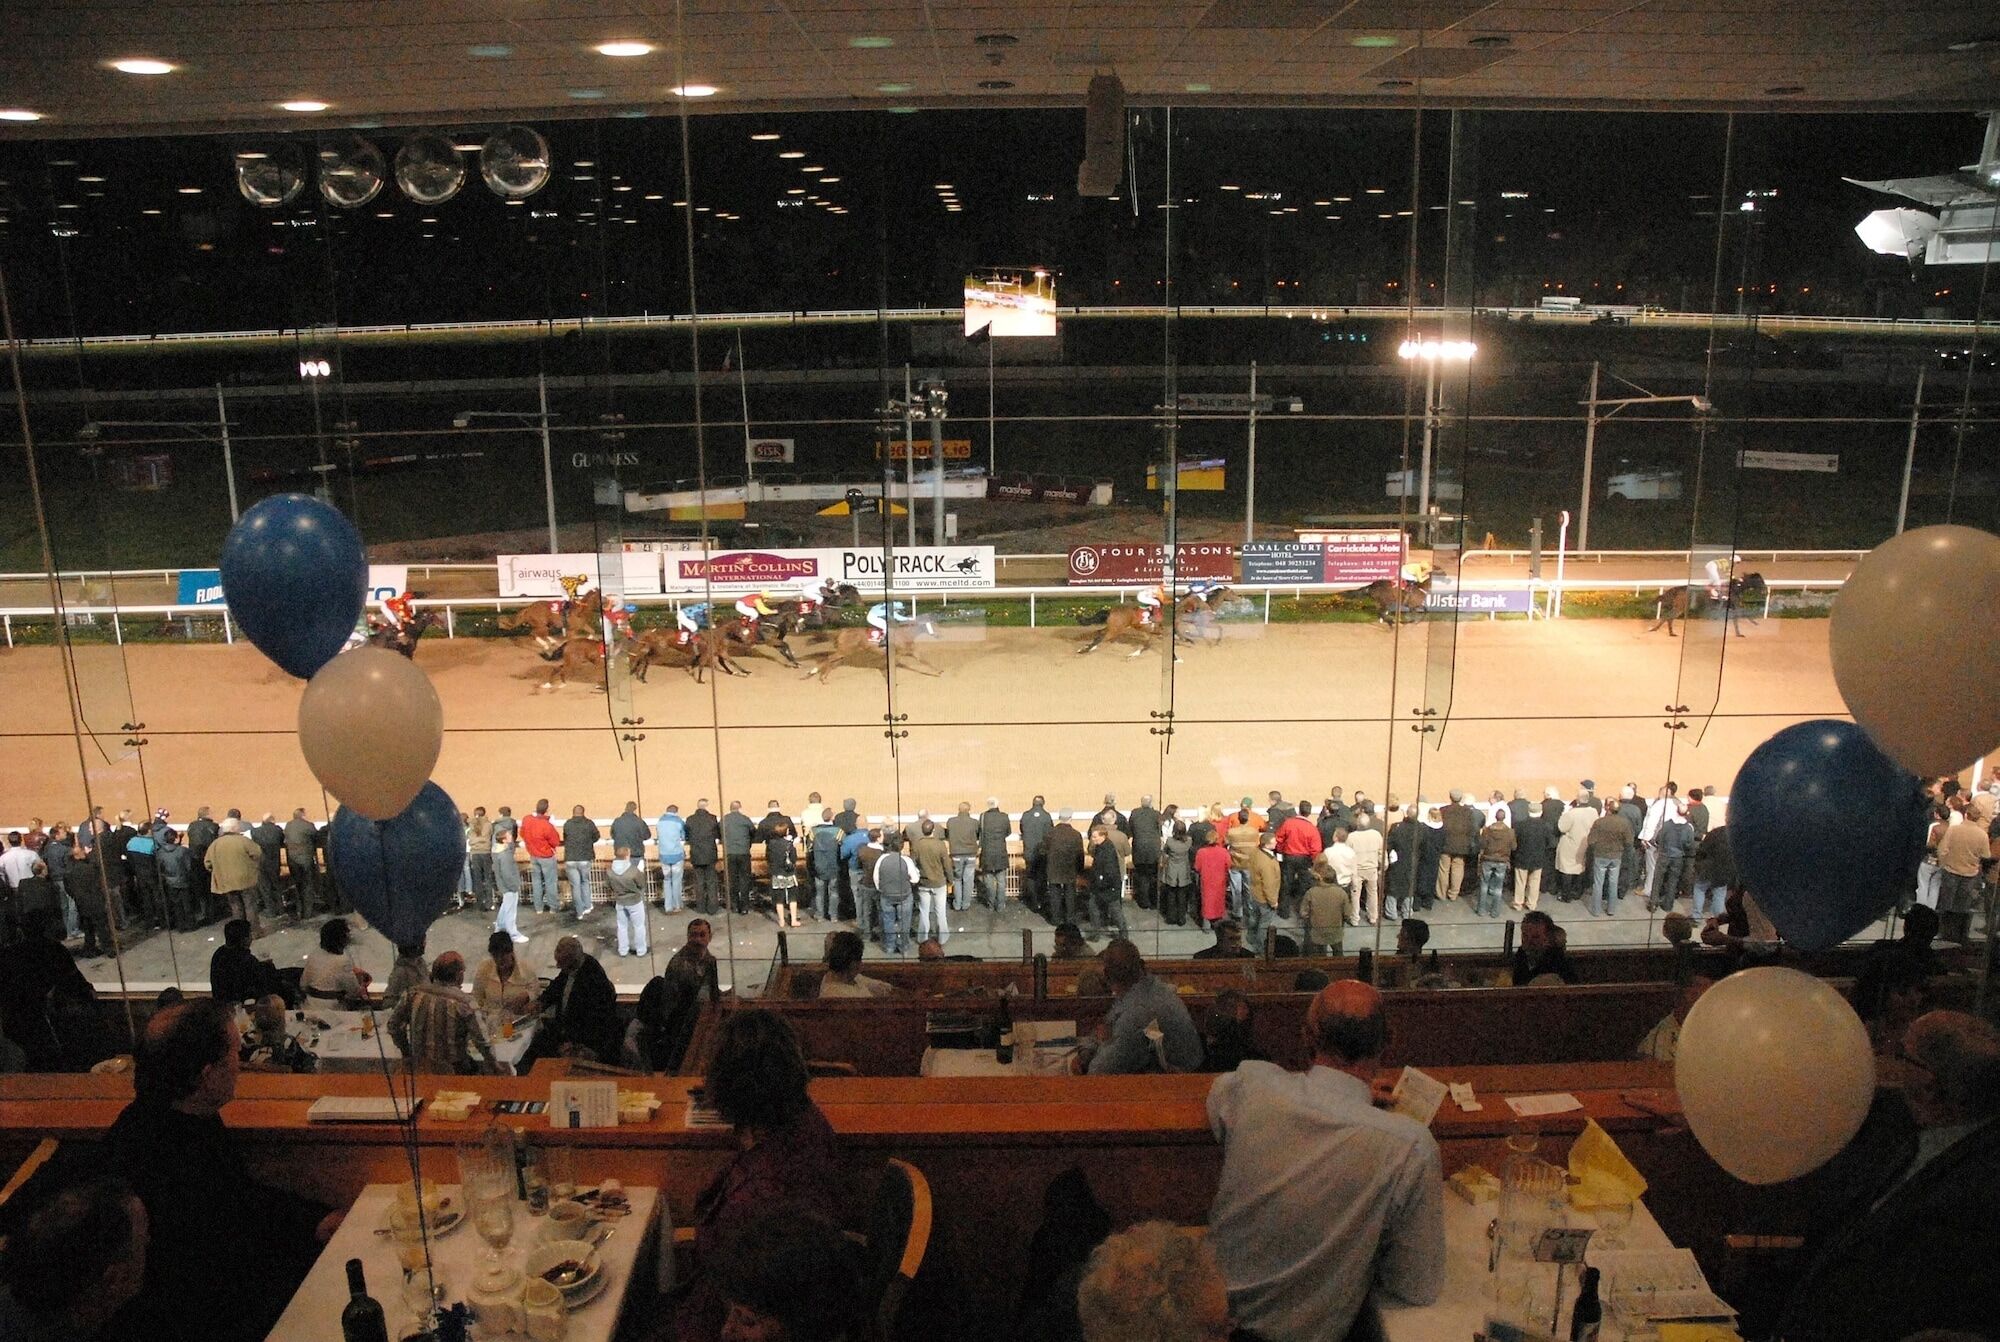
[536, 634, 608, 692]
[1076, 588, 1230, 658]
[804, 615, 945, 682]
[626, 627, 746, 683]
[1347, 575, 1432, 625]
[499, 591, 603, 657]
[1650, 572, 1765, 637]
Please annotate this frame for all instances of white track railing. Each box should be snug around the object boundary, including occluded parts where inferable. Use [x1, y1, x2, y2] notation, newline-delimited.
[0, 577, 1845, 647]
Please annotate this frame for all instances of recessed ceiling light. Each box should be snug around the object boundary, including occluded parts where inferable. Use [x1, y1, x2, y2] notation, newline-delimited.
[1364, 187, 1386, 195]
[596, 41, 653, 57]
[504, 199, 524, 206]
[567, 89, 607, 100]
[933, 182, 954, 190]
[801, 164, 823, 172]
[141, 207, 161, 215]
[78, 175, 106, 183]
[979, 79, 1015, 90]
[973, 33, 1018, 47]
[787, 188, 805, 194]
[111, 58, 176, 75]
[1334, 195, 1352, 202]
[671, 83, 718, 97]
[177, 186, 202, 194]
[877, 82, 914, 94]
[375, 211, 393, 218]
[850, 36, 895, 49]
[613, 184, 633, 191]
[751, 132, 781, 141]
[643, 193, 663, 200]
[278, 99, 327, 112]
[1184, 83, 1211, 93]
[779, 150, 806, 159]
[468, 43, 511, 58]
[818, 175, 840, 183]
[1220, 184, 1241, 191]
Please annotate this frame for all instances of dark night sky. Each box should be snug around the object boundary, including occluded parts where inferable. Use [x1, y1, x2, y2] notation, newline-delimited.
[0, 106, 1991, 337]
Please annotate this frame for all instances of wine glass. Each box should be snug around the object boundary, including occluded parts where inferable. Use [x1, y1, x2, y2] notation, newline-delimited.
[470, 1177, 516, 1268]
[389, 1205, 447, 1332]
[545, 1145, 578, 1203]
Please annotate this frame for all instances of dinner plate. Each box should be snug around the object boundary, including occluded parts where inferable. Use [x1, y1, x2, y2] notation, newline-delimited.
[563, 1266, 610, 1310]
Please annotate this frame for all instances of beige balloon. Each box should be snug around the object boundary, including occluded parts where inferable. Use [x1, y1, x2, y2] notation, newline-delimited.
[1830, 524, 2000, 777]
[1675, 967, 1874, 1185]
[297, 647, 443, 820]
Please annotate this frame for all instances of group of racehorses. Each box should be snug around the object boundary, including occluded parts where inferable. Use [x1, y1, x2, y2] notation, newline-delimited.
[364, 566, 1761, 693]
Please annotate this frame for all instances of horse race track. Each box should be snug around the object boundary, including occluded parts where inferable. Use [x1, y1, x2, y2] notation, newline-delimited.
[0, 614, 1846, 823]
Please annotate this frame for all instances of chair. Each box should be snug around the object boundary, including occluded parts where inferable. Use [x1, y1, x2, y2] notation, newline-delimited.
[850, 1158, 933, 1342]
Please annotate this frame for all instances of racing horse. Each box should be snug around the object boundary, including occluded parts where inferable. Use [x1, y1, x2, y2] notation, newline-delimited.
[1075, 587, 1232, 658]
[1650, 572, 1766, 637]
[804, 613, 945, 683]
[499, 590, 604, 657]
[1346, 574, 1433, 625]
[536, 633, 615, 692]
[625, 626, 747, 683]
[365, 606, 439, 659]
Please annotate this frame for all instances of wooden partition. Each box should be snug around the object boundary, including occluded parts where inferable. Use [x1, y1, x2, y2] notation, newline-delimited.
[696, 980, 1687, 1077]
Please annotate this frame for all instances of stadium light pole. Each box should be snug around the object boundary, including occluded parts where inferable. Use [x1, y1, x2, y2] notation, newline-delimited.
[1577, 361, 1713, 552]
[453, 371, 562, 554]
[1398, 339, 1476, 543]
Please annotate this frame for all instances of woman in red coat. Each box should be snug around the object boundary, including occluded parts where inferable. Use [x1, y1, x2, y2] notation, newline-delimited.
[1194, 834, 1232, 930]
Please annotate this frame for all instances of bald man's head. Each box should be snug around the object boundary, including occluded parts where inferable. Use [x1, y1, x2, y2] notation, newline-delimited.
[1305, 981, 1388, 1067]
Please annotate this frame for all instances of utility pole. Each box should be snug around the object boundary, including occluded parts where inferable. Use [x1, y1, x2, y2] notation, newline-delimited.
[537, 370, 559, 554]
[1579, 360, 1599, 553]
[923, 378, 948, 547]
[215, 383, 239, 522]
[1896, 364, 1925, 535]
[903, 364, 916, 549]
[1243, 361, 1258, 545]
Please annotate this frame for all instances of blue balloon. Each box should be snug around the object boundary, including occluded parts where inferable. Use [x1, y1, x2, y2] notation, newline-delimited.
[327, 781, 465, 947]
[1730, 719, 1929, 952]
[219, 494, 367, 679]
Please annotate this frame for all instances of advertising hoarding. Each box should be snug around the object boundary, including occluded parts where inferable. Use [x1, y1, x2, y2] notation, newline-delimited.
[1066, 543, 1235, 585]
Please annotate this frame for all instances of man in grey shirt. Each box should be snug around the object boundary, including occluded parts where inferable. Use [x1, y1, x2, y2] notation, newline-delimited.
[945, 802, 980, 911]
[1075, 940, 1203, 1075]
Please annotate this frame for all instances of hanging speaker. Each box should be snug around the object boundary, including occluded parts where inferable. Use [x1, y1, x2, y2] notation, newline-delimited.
[1078, 73, 1124, 197]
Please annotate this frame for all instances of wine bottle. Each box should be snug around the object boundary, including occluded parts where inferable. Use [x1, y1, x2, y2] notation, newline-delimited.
[995, 996, 1015, 1065]
[341, 1258, 390, 1342]
[1569, 1266, 1602, 1342]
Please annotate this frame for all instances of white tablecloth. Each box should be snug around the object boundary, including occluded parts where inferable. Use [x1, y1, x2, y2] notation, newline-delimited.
[1381, 1188, 1672, 1342]
[281, 1010, 537, 1075]
[920, 1020, 1079, 1078]
[268, 1183, 659, 1341]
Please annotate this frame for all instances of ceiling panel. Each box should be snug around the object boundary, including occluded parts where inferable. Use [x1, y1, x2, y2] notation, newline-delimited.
[0, 0, 1993, 140]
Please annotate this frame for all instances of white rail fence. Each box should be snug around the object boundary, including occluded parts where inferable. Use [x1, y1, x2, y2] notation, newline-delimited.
[0, 576, 1843, 648]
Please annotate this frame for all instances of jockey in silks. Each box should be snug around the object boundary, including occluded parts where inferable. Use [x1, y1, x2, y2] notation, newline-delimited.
[675, 602, 711, 646]
[794, 576, 838, 617]
[734, 591, 781, 636]
[603, 602, 636, 647]
[374, 590, 416, 632]
[865, 600, 912, 646]
[1135, 583, 1167, 627]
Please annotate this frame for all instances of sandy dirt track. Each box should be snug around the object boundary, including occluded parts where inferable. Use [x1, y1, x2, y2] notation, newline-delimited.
[0, 610, 1846, 825]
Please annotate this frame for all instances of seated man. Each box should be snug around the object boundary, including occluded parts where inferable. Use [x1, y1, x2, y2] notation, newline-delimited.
[239, 995, 316, 1074]
[1192, 917, 1257, 960]
[206, 917, 287, 1006]
[1776, 1010, 2000, 1342]
[389, 952, 495, 1075]
[1510, 910, 1578, 984]
[1634, 976, 1711, 1063]
[1076, 1220, 1232, 1342]
[104, 1000, 338, 1342]
[1207, 982, 1444, 1341]
[817, 930, 897, 998]
[536, 935, 623, 1064]
[0, 1176, 151, 1342]
[1075, 940, 1203, 1075]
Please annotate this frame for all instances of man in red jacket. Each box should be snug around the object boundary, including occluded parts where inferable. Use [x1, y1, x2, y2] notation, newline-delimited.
[1273, 802, 1324, 921]
[520, 800, 562, 915]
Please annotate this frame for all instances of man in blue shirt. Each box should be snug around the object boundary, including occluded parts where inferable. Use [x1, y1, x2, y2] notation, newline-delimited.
[655, 804, 688, 913]
[1074, 940, 1202, 1075]
[1206, 981, 1445, 1342]
[840, 825, 876, 942]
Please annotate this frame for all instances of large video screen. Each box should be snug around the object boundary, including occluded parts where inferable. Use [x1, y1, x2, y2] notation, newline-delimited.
[964, 270, 1057, 337]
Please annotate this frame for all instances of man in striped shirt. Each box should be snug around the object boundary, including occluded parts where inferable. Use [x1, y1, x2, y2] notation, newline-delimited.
[387, 952, 494, 1075]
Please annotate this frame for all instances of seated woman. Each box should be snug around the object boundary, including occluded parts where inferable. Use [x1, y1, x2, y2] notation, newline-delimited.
[473, 930, 537, 1016]
[297, 918, 369, 1009]
[675, 1010, 842, 1342]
